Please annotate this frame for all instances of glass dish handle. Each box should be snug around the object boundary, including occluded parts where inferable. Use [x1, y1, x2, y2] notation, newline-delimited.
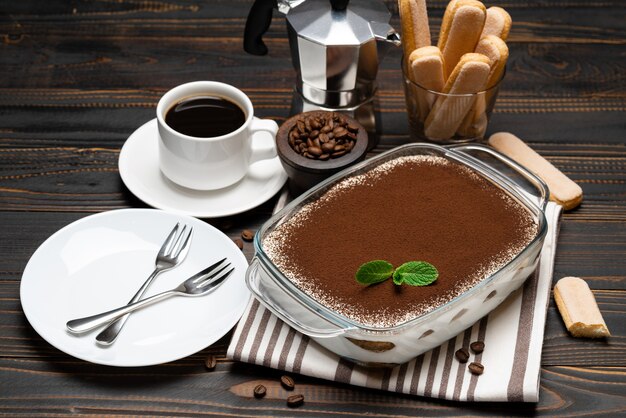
[450, 143, 549, 210]
[246, 259, 355, 338]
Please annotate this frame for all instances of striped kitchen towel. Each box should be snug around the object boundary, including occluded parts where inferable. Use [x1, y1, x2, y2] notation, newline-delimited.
[228, 202, 561, 402]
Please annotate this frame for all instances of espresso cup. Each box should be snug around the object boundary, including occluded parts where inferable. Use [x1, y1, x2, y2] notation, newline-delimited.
[157, 81, 278, 190]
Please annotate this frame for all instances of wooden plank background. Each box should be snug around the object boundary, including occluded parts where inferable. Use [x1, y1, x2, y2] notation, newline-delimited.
[0, 0, 624, 415]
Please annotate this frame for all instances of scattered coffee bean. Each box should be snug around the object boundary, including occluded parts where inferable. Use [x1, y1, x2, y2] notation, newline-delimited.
[470, 340, 485, 354]
[204, 355, 217, 371]
[253, 384, 267, 398]
[287, 112, 358, 160]
[455, 347, 470, 363]
[280, 375, 295, 390]
[468, 362, 484, 375]
[233, 238, 244, 250]
[286, 394, 304, 408]
[241, 229, 255, 241]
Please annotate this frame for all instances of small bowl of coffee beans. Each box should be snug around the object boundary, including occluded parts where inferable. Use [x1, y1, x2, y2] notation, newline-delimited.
[276, 111, 368, 194]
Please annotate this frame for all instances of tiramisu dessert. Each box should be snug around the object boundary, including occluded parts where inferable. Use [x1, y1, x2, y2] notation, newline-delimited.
[263, 155, 538, 328]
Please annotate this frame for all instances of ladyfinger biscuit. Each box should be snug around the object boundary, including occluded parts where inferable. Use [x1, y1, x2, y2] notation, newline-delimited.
[480, 6, 512, 41]
[424, 53, 490, 140]
[456, 35, 508, 137]
[399, 0, 431, 62]
[475, 35, 508, 88]
[437, 0, 486, 79]
[488, 132, 583, 210]
[554, 277, 610, 338]
[409, 46, 445, 92]
[408, 46, 445, 120]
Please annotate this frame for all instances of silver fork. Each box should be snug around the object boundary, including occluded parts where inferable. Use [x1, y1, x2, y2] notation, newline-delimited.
[95, 222, 193, 345]
[67, 258, 233, 334]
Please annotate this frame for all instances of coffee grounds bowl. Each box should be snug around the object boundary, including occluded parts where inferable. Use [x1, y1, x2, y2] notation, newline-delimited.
[247, 143, 548, 366]
[276, 111, 368, 194]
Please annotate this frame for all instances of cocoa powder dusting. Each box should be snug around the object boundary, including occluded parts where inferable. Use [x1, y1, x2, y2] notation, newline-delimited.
[264, 156, 537, 328]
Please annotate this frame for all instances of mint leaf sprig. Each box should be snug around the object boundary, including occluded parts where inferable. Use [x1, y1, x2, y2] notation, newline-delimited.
[356, 260, 438, 287]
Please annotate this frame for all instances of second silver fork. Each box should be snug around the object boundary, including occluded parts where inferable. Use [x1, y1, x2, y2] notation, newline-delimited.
[95, 222, 193, 345]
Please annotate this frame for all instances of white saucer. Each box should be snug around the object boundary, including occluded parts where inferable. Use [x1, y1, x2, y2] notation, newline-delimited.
[119, 119, 288, 218]
[20, 209, 250, 367]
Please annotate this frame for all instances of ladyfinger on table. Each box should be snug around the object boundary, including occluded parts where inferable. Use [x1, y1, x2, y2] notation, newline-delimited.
[488, 132, 584, 210]
[437, 0, 487, 79]
[424, 53, 491, 140]
[554, 277, 610, 338]
[399, 0, 431, 63]
[480, 6, 512, 41]
[456, 35, 509, 137]
[408, 46, 445, 119]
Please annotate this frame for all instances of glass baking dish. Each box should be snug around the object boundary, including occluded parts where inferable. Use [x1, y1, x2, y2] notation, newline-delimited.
[247, 143, 549, 366]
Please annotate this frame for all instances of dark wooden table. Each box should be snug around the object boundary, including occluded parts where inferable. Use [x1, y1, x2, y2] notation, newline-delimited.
[1, 0, 625, 416]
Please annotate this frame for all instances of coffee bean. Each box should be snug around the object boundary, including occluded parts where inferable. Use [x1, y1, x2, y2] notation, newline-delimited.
[280, 375, 295, 390]
[204, 355, 217, 371]
[455, 347, 469, 363]
[286, 394, 304, 408]
[253, 384, 267, 398]
[241, 229, 255, 241]
[233, 238, 244, 250]
[347, 123, 359, 133]
[468, 362, 484, 375]
[321, 142, 334, 153]
[308, 146, 322, 156]
[333, 127, 348, 138]
[287, 113, 358, 160]
[470, 341, 485, 354]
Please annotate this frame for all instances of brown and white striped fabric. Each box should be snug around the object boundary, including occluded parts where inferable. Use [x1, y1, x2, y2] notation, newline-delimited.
[228, 202, 561, 402]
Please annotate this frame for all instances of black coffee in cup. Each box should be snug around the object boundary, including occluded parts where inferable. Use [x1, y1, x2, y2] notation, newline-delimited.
[165, 96, 246, 138]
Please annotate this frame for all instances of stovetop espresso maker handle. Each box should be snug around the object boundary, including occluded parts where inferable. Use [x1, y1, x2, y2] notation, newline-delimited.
[243, 0, 277, 55]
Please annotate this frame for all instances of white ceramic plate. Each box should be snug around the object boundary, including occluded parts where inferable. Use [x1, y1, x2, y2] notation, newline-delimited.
[118, 119, 288, 218]
[20, 209, 250, 367]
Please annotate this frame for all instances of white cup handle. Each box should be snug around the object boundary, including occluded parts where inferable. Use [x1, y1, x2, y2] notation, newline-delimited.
[249, 117, 278, 165]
